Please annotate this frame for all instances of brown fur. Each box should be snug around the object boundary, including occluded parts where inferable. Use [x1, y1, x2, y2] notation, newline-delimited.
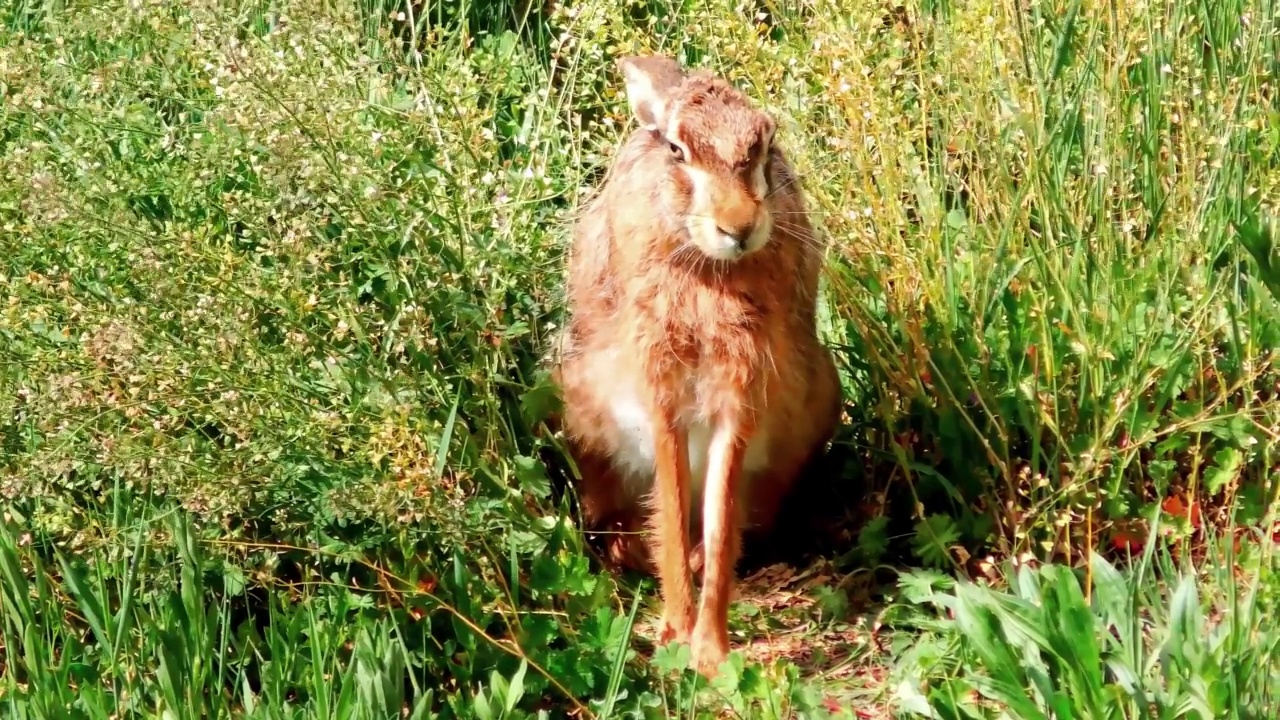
[547, 55, 841, 677]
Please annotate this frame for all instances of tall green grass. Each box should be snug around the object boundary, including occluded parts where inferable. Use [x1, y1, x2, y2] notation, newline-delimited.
[0, 511, 550, 718]
[1, 0, 1278, 716]
[813, 0, 1280, 568]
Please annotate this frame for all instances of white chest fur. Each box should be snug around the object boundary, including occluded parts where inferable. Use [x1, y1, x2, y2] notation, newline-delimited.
[605, 387, 772, 503]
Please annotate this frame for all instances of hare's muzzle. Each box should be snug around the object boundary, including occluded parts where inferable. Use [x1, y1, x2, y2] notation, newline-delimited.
[684, 170, 772, 261]
[711, 224, 750, 258]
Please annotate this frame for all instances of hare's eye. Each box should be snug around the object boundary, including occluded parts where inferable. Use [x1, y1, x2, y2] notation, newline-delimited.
[667, 142, 686, 163]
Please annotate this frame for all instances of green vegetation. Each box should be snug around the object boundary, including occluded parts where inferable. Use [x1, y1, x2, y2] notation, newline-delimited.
[2, 0, 1278, 717]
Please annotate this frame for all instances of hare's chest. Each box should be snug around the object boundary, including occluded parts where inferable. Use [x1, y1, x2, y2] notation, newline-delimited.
[635, 280, 768, 361]
[605, 379, 773, 501]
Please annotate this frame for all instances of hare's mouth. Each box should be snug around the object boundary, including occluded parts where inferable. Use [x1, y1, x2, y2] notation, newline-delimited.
[687, 217, 771, 263]
[704, 230, 750, 261]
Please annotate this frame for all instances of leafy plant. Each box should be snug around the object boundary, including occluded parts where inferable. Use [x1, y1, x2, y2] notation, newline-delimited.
[895, 539, 1280, 719]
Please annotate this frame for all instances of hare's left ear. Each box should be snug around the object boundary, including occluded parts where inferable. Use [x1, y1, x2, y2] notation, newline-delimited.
[616, 55, 685, 132]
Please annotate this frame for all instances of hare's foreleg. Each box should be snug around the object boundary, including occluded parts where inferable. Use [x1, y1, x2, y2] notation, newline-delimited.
[648, 415, 696, 644]
[690, 420, 748, 677]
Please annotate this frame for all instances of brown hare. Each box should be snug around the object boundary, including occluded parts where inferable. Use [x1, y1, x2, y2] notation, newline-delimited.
[548, 54, 841, 677]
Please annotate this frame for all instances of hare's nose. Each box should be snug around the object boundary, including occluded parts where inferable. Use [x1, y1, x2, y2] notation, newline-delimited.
[716, 223, 752, 248]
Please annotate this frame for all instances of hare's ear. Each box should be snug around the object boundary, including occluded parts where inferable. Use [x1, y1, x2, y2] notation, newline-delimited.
[616, 55, 685, 131]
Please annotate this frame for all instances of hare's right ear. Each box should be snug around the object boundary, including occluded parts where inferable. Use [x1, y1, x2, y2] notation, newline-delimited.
[616, 55, 685, 132]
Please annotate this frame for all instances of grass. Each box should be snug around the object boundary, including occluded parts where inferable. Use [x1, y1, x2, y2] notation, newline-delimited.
[1, 0, 1278, 717]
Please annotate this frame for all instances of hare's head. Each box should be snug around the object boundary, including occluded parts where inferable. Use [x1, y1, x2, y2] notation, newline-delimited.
[617, 55, 780, 262]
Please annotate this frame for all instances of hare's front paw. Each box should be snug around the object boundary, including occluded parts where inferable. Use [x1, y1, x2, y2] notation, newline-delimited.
[659, 609, 694, 645]
[690, 622, 729, 678]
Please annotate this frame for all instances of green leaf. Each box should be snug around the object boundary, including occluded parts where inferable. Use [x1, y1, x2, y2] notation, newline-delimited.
[1088, 553, 1136, 650]
[57, 554, 113, 657]
[1041, 565, 1105, 713]
[434, 390, 462, 479]
[0, 527, 34, 631]
[474, 686, 495, 720]
[519, 375, 563, 426]
[221, 562, 247, 597]
[1204, 447, 1242, 496]
[1204, 414, 1257, 448]
[1232, 212, 1280, 303]
[650, 641, 691, 675]
[898, 569, 957, 606]
[409, 691, 436, 720]
[600, 585, 644, 719]
[505, 659, 528, 714]
[912, 515, 962, 569]
[1147, 459, 1177, 489]
[513, 455, 551, 499]
[241, 676, 257, 715]
[857, 515, 891, 562]
[895, 678, 942, 718]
